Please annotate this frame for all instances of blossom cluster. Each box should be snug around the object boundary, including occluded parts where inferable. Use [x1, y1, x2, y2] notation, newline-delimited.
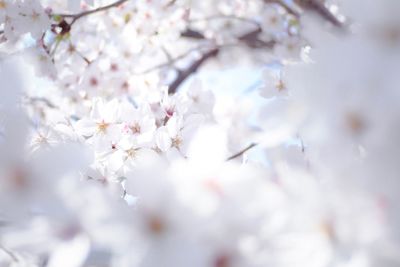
[1, 0, 400, 267]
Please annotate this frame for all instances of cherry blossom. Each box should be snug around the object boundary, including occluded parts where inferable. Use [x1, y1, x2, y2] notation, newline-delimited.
[0, 0, 399, 267]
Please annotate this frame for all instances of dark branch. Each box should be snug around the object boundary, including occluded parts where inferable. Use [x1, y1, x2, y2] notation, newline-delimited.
[226, 143, 258, 161]
[168, 48, 219, 94]
[29, 97, 56, 109]
[58, 0, 128, 25]
[0, 245, 19, 262]
[181, 28, 206, 39]
[169, 26, 276, 94]
[239, 27, 276, 48]
[295, 0, 345, 27]
[265, 0, 344, 28]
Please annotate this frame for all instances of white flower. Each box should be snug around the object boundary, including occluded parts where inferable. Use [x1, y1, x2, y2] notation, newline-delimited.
[123, 162, 210, 267]
[25, 46, 57, 79]
[74, 98, 120, 139]
[155, 114, 204, 156]
[262, 4, 286, 36]
[107, 135, 158, 173]
[0, 0, 11, 24]
[186, 79, 215, 115]
[274, 36, 305, 62]
[119, 102, 156, 146]
[29, 127, 60, 153]
[5, 0, 51, 40]
[259, 68, 289, 98]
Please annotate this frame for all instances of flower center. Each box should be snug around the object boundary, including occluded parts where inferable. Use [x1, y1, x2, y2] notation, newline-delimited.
[147, 215, 165, 235]
[214, 254, 231, 267]
[275, 80, 286, 91]
[126, 148, 137, 158]
[0, 1, 7, 9]
[31, 10, 40, 21]
[172, 136, 182, 149]
[97, 121, 109, 133]
[129, 123, 141, 134]
[345, 112, 365, 134]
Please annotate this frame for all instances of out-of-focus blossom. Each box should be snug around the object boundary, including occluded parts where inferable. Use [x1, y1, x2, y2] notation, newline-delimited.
[0, 0, 399, 267]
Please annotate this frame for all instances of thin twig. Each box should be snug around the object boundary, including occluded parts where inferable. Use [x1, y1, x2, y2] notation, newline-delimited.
[58, 0, 129, 25]
[28, 97, 56, 109]
[73, 45, 92, 65]
[133, 44, 208, 74]
[182, 14, 260, 40]
[0, 245, 19, 263]
[189, 14, 260, 28]
[292, 0, 345, 27]
[265, 0, 345, 27]
[299, 0, 344, 28]
[226, 143, 258, 161]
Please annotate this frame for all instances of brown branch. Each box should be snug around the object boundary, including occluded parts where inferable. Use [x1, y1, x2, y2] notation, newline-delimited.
[181, 28, 205, 39]
[295, 0, 345, 27]
[57, 0, 128, 25]
[169, 27, 276, 94]
[239, 27, 276, 48]
[168, 48, 219, 94]
[226, 143, 258, 161]
[182, 14, 260, 40]
[28, 97, 56, 109]
[0, 245, 19, 263]
[134, 44, 208, 74]
[265, 0, 344, 28]
[189, 14, 260, 27]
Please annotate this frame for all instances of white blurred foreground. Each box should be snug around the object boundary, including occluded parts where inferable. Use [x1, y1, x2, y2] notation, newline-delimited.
[1, 0, 400, 267]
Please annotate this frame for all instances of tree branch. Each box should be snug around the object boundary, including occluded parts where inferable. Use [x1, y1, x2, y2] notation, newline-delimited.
[168, 48, 219, 94]
[238, 27, 276, 49]
[181, 29, 205, 39]
[265, 0, 345, 28]
[226, 143, 258, 161]
[58, 0, 129, 25]
[169, 26, 276, 94]
[295, 0, 345, 27]
[0, 245, 19, 263]
[28, 96, 56, 109]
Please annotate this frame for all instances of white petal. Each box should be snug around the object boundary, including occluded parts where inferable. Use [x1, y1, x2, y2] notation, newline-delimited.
[75, 119, 96, 137]
[156, 127, 172, 152]
[47, 235, 90, 267]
